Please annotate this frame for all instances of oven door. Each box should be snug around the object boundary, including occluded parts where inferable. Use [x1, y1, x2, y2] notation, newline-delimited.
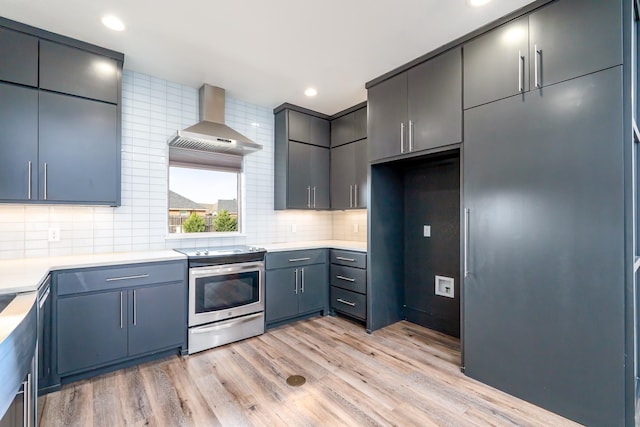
[188, 261, 264, 327]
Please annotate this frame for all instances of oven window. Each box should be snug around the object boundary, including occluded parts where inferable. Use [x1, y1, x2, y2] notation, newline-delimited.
[195, 271, 260, 313]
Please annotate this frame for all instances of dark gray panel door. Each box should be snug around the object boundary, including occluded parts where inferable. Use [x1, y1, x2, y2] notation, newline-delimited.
[298, 264, 327, 314]
[288, 110, 310, 143]
[353, 139, 368, 209]
[310, 116, 330, 148]
[408, 48, 462, 152]
[39, 40, 119, 104]
[463, 68, 624, 426]
[0, 84, 37, 201]
[287, 141, 311, 208]
[0, 27, 38, 87]
[128, 283, 186, 356]
[368, 72, 408, 161]
[463, 16, 529, 109]
[354, 107, 367, 141]
[331, 113, 355, 147]
[57, 291, 127, 374]
[529, 0, 622, 89]
[330, 142, 355, 209]
[39, 92, 118, 204]
[310, 145, 330, 209]
[265, 268, 299, 322]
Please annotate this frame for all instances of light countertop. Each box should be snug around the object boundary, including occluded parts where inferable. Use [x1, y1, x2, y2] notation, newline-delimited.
[261, 240, 366, 253]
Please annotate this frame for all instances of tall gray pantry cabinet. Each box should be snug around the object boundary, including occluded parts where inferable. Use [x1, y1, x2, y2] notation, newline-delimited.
[366, 0, 636, 425]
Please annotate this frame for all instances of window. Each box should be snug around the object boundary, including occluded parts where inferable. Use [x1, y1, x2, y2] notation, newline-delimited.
[168, 149, 242, 235]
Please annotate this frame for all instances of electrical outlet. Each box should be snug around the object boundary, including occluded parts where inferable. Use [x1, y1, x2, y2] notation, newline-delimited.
[48, 227, 60, 242]
[423, 225, 431, 237]
[435, 275, 454, 298]
[291, 224, 297, 233]
[353, 223, 359, 233]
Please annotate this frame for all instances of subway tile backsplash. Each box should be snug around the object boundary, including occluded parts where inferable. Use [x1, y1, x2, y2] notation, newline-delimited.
[0, 71, 365, 260]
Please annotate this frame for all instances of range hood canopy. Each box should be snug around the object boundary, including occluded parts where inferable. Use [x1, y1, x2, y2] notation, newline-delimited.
[168, 84, 262, 156]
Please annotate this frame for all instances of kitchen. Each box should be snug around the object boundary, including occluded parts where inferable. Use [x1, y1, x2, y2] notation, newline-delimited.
[0, 0, 636, 425]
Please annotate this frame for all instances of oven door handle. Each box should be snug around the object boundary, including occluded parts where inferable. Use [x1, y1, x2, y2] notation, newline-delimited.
[190, 264, 263, 277]
[190, 312, 264, 333]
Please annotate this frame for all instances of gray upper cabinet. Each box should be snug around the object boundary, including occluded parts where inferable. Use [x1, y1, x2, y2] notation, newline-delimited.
[0, 27, 38, 87]
[369, 47, 462, 162]
[331, 106, 367, 148]
[39, 92, 118, 204]
[40, 40, 119, 104]
[528, 0, 622, 90]
[354, 107, 367, 141]
[463, 16, 529, 110]
[0, 83, 38, 201]
[275, 107, 331, 210]
[331, 139, 367, 209]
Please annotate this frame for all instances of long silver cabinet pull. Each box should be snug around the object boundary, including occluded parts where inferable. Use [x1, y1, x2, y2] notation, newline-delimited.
[313, 186, 316, 208]
[336, 256, 356, 262]
[518, 51, 524, 92]
[294, 269, 298, 294]
[133, 289, 137, 326]
[106, 274, 149, 282]
[289, 257, 311, 262]
[464, 208, 470, 277]
[337, 298, 356, 307]
[307, 186, 311, 208]
[43, 162, 48, 200]
[354, 184, 358, 207]
[400, 122, 405, 153]
[120, 291, 124, 329]
[408, 120, 414, 152]
[350, 185, 353, 208]
[534, 44, 542, 88]
[301, 268, 305, 293]
[22, 378, 29, 427]
[38, 286, 51, 309]
[336, 275, 355, 282]
[27, 161, 32, 200]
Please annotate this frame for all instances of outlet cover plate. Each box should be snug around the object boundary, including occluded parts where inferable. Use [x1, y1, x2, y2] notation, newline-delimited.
[435, 275, 454, 298]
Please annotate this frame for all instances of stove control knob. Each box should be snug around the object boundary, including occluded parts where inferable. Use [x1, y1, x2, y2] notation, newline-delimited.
[195, 250, 200, 256]
[204, 250, 209, 255]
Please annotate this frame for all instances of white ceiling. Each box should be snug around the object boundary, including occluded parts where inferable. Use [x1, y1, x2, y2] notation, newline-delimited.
[1, 0, 536, 115]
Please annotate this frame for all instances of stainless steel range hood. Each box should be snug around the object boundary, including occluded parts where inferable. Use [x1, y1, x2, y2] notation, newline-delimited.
[168, 84, 262, 155]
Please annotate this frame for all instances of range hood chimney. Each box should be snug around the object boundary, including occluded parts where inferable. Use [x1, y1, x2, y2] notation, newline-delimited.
[168, 84, 262, 156]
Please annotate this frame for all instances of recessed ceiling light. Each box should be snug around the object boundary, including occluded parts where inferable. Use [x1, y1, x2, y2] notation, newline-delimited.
[304, 87, 318, 97]
[101, 15, 125, 31]
[467, 0, 491, 6]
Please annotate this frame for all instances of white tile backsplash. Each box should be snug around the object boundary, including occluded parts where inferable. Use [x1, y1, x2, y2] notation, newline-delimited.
[0, 70, 365, 260]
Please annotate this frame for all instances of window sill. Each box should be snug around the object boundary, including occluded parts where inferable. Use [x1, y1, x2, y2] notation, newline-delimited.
[165, 232, 246, 240]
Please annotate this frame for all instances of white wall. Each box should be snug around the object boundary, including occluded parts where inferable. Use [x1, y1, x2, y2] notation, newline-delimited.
[0, 71, 365, 260]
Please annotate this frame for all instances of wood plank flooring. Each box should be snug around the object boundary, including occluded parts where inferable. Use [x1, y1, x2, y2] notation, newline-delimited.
[39, 316, 581, 426]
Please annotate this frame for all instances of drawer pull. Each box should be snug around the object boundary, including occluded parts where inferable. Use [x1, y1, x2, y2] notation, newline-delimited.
[336, 275, 355, 282]
[336, 256, 356, 262]
[106, 274, 149, 282]
[288, 257, 311, 262]
[337, 298, 356, 307]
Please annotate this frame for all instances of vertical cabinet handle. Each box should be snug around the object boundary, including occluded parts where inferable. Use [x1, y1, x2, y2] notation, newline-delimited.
[307, 186, 311, 208]
[464, 208, 470, 277]
[534, 44, 542, 88]
[133, 290, 137, 326]
[294, 269, 298, 294]
[350, 185, 353, 208]
[120, 291, 124, 329]
[301, 268, 305, 293]
[400, 122, 405, 153]
[518, 51, 525, 92]
[27, 161, 32, 200]
[313, 186, 316, 208]
[408, 120, 414, 152]
[43, 162, 48, 200]
[354, 184, 358, 208]
[22, 377, 29, 427]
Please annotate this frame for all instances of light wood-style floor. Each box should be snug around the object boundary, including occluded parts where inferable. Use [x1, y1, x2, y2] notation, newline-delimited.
[39, 316, 581, 426]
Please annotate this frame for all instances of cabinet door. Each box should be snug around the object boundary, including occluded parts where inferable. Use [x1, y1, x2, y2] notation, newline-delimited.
[408, 48, 462, 152]
[0, 83, 38, 201]
[309, 145, 330, 209]
[529, 0, 622, 89]
[0, 27, 38, 87]
[128, 283, 186, 357]
[298, 264, 327, 314]
[463, 68, 624, 426]
[57, 291, 127, 374]
[331, 113, 355, 147]
[354, 107, 367, 141]
[463, 16, 529, 109]
[40, 40, 119, 104]
[265, 268, 299, 322]
[310, 115, 330, 148]
[353, 138, 368, 209]
[368, 72, 408, 162]
[288, 110, 310, 144]
[287, 141, 311, 208]
[39, 91, 118, 204]
[331, 143, 355, 209]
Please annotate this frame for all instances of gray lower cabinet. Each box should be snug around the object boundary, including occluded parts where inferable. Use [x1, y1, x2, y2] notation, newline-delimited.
[265, 250, 328, 326]
[330, 250, 366, 322]
[0, 27, 38, 87]
[330, 139, 367, 209]
[368, 47, 462, 162]
[463, 68, 624, 426]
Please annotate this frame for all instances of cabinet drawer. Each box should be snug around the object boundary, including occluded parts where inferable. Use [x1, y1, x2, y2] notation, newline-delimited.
[331, 287, 366, 320]
[266, 249, 327, 270]
[57, 261, 185, 296]
[330, 264, 366, 294]
[330, 250, 366, 268]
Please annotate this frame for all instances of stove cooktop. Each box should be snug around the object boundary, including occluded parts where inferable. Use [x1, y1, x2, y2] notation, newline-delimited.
[174, 245, 265, 258]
